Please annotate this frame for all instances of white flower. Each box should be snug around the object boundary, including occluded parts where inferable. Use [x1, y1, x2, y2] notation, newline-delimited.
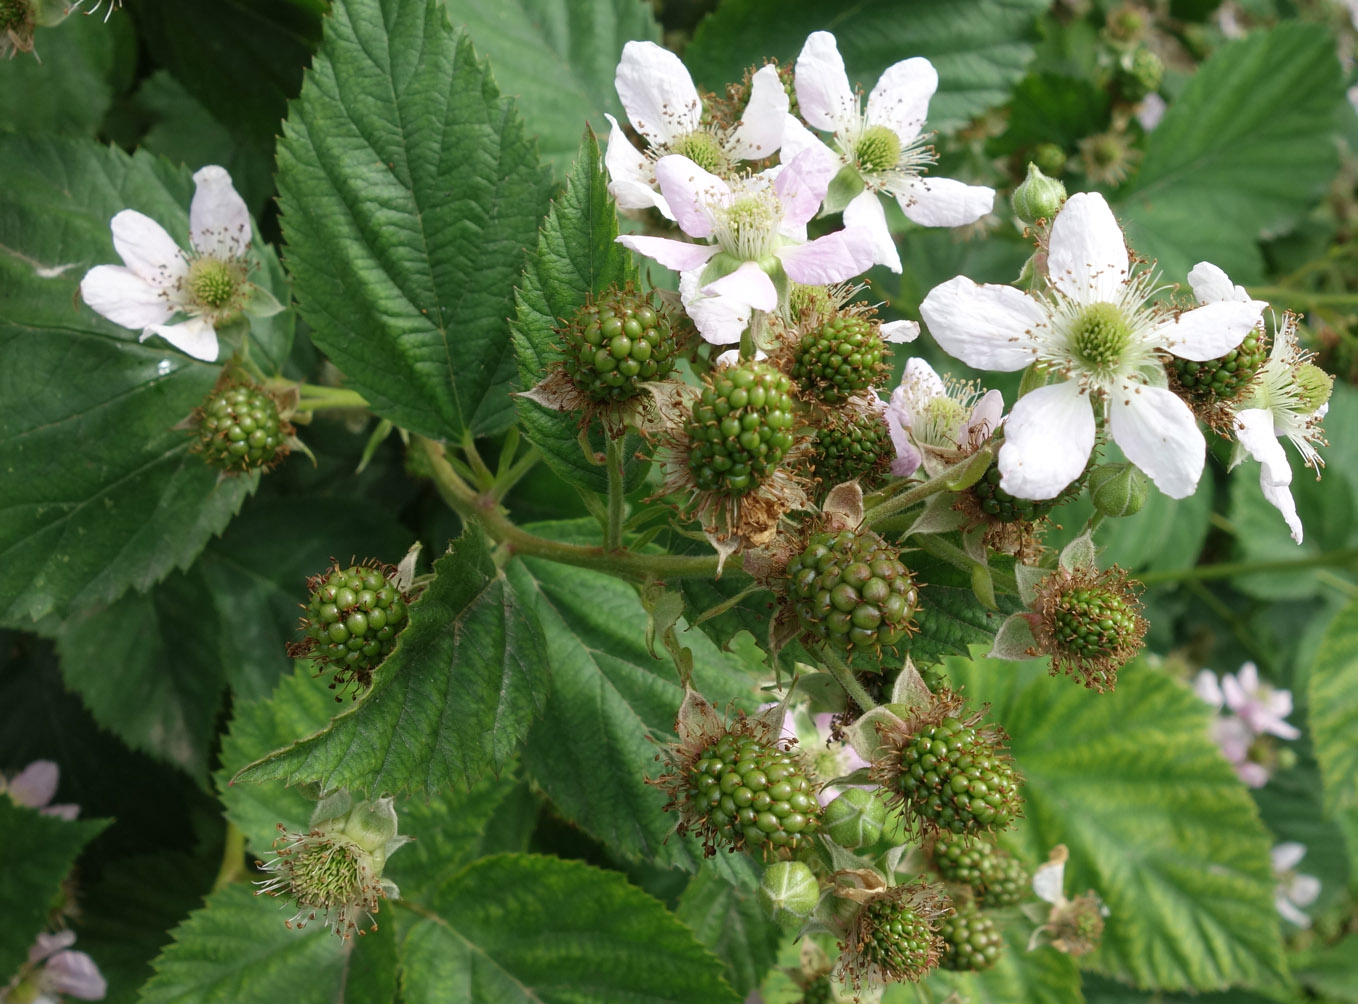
[920, 192, 1266, 500]
[1, 930, 107, 1004]
[604, 41, 788, 220]
[1190, 265, 1332, 545]
[785, 31, 995, 273]
[617, 151, 875, 344]
[886, 357, 1002, 477]
[80, 165, 253, 362]
[1271, 842, 1321, 927]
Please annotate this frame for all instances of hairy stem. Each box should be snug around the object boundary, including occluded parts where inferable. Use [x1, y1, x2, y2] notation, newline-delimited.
[820, 645, 878, 713]
[606, 436, 626, 551]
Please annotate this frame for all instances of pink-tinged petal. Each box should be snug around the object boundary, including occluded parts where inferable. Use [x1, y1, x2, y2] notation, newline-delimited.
[844, 190, 900, 272]
[144, 316, 219, 362]
[968, 388, 1004, 439]
[1213, 715, 1253, 762]
[1220, 673, 1249, 714]
[895, 175, 994, 227]
[654, 154, 728, 238]
[701, 260, 777, 311]
[190, 165, 250, 259]
[1188, 261, 1249, 304]
[681, 270, 751, 346]
[616, 233, 720, 272]
[881, 320, 919, 343]
[779, 113, 838, 167]
[109, 210, 187, 287]
[81, 265, 177, 331]
[1156, 299, 1264, 360]
[615, 40, 700, 145]
[774, 146, 838, 228]
[998, 380, 1095, 499]
[1108, 384, 1204, 499]
[919, 275, 1045, 371]
[726, 64, 788, 160]
[30, 931, 76, 964]
[41, 803, 81, 821]
[7, 760, 58, 807]
[1237, 762, 1271, 788]
[902, 356, 947, 402]
[1047, 192, 1129, 305]
[44, 949, 107, 1000]
[777, 229, 872, 285]
[885, 392, 923, 476]
[1237, 662, 1259, 692]
[794, 31, 858, 135]
[1272, 842, 1307, 871]
[865, 56, 937, 146]
[1193, 670, 1224, 708]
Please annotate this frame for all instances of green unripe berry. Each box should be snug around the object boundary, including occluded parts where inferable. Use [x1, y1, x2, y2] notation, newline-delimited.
[792, 313, 886, 405]
[686, 730, 821, 855]
[686, 361, 796, 497]
[1115, 46, 1164, 103]
[194, 383, 290, 473]
[858, 896, 938, 981]
[937, 899, 1004, 971]
[562, 284, 677, 404]
[808, 410, 893, 496]
[294, 562, 410, 693]
[1171, 327, 1268, 405]
[969, 461, 1084, 523]
[1011, 162, 1067, 225]
[932, 836, 1029, 907]
[889, 714, 1022, 836]
[758, 860, 821, 923]
[1030, 142, 1067, 178]
[854, 125, 902, 174]
[1051, 586, 1139, 660]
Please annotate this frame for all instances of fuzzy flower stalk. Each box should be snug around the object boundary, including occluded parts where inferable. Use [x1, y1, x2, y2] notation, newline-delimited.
[255, 790, 412, 938]
[920, 192, 1266, 500]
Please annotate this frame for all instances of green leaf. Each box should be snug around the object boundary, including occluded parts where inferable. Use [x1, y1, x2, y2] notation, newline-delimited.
[1309, 596, 1358, 815]
[0, 136, 264, 626]
[398, 853, 740, 1004]
[512, 129, 650, 497]
[685, 0, 1052, 129]
[0, 799, 109, 983]
[943, 654, 1288, 992]
[1117, 23, 1344, 283]
[505, 520, 760, 876]
[676, 862, 782, 998]
[233, 531, 550, 797]
[990, 72, 1110, 156]
[439, 0, 660, 178]
[906, 553, 1025, 667]
[277, 0, 553, 441]
[921, 921, 1082, 1004]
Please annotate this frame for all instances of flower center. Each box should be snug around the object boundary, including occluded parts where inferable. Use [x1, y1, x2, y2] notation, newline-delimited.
[715, 189, 781, 260]
[290, 836, 365, 909]
[1294, 363, 1333, 415]
[918, 395, 968, 446]
[671, 130, 728, 176]
[855, 125, 902, 175]
[187, 257, 243, 311]
[1070, 302, 1132, 372]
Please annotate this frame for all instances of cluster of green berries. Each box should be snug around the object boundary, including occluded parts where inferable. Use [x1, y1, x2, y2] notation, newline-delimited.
[194, 383, 289, 473]
[891, 715, 1021, 835]
[293, 562, 409, 690]
[687, 730, 820, 855]
[784, 529, 919, 653]
[792, 314, 885, 405]
[561, 285, 677, 403]
[1051, 585, 1140, 660]
[970, 462, 1078, 523]
[808, 410, 893, 495]
[686, 361, 796, 496]
[1112, 46, 1164, 103]
[1171, 328, 1268, 405]
[933, 837, 1029, 907]
[937, 900, 1003, 971]
[856, 896, 939, 981]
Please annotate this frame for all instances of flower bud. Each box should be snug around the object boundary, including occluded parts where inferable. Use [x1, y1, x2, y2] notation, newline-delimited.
[758, 860, 820, 923]
[1086, 462, 1149, 518]
[821, 788, 887, 848]
[1011, 163, 1067, 225]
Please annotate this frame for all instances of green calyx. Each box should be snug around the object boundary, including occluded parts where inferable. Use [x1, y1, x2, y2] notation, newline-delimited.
[295, 562, 409, 691]
[1011, 162, 1067, 225]
[1171, 327, 1268, 404]
[854, 124, 902, 175]
[687, 729, 821, 855]
[671, 130, 728, 176]
[1295, 363, 1334, 414]
[784, 528, 919, 654]
[187, 255, 246, 313]
[1070, 302, 1132, 372]
[563, 284, 677, 403]
[686, 361, 796, 496]
[937, 899, 1004, 971]
[891, 714, 1021, 835]
[860, 897, 937, 980]
[195, 383, 290, 474]
[792, 312, 886, 405]
[1052, 586, 1138, 659]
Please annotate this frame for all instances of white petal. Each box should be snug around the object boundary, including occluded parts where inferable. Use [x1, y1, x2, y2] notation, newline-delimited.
[616, 234, 720, 272]
[1156, 300, 1265, 360]
[895, 176, 994, 227]
[998, 381, 1095, 499]
[919, 275, 1045, 372]
[779, 113, 838, 166]
[725, 64, 788, 160]
[30, 931, 76, 965]
[1261, 483, 1303, 548]
[1237, 408, 1302, 543]
[777, 229, 872, 285]
[1276, 895, 1312, 927]
[80, 265, 176, 330]
[774, 146, 838, 229]
[143, 316, 220, 361]
[701, 260, 777, 311]
[844, 190, 900, 272]
[1032, 857, 1066, 905]
[681, 269, 753, 346]
[881, 320, 919, 343]
[44, 949, 107, 1000]
[1108, 385, 1204, 499]
[1187, 261, 1249, 304]
[903, 357, 947, 401]
[1272, 842, 1307, 871]
[1193, 670, 1224, 708]
[1047, 192, 1130, 305]
[714, 347, 767, 366]
[7, 760, 58, 808]
[794, 31, 858, 135]
[968, 388, 1004, 438]
[654, 154, 728, 238]
[865, 56, 937, 145]
[615, 40, 701, 146]
[190, 165, 250, 259]
[603, 113, 666, 215]
[109, 210, 187, 287]
[1288, 874, 1322, 908]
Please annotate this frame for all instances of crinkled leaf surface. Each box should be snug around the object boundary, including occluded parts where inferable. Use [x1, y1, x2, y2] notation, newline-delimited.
[685, 0, 1053, 129]
[397, 853, 740, 1004]
[676, 860, 781, 998]
[0, 136, 273, 626]
[1308, 596, 1358, 815]
[277, 0, 553, 441]
[944, 655, 1288, 992]
[234, 531, 549, 797]
[0, 12, 135, 137]
[905, 553, 1025, 667]
[1117, 23, 1344, 283]
[439, 0, 660, 177]
[512, 129, 650, 496]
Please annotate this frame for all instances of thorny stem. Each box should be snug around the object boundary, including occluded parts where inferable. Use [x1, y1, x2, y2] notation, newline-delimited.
[606, 435, 626, 552]
[819, 645, 878, 714]
[212, 822, 248, 892]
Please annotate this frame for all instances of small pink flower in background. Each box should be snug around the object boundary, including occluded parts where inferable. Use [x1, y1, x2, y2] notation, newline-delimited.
[1, 930, 106, 1004]
[1193, 664, 1299, 788]
[1, 761, 80, 821]
[772, 707, 869, 806]
[1271, 842, 1320, 928]
[1220, 662, 1300, 740]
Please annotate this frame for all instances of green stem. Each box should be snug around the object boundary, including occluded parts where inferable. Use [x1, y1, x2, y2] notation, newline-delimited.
[1137, 548, 1358, 586]
[415, 436, 733, 580]
[212, 822, 247, 891]
[460, 431, 496, 489]
[1246, 286, 1358, 309]
[912, 532, 1018, 595]
[489, 446, 542, 503]
[820, 645, 878, 713]
[263, 378, 370, 411]
[606, 436, 626, 551]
